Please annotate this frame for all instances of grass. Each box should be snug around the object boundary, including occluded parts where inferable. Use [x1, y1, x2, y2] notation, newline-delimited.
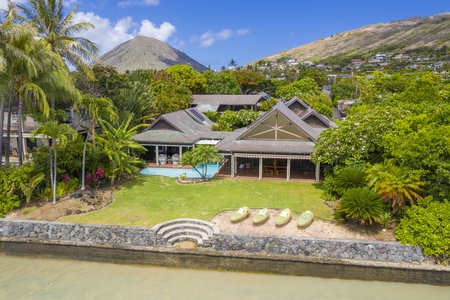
[59, 175, 333, 227]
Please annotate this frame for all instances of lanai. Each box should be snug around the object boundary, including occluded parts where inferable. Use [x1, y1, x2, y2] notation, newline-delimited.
[216, 100, 336, 181]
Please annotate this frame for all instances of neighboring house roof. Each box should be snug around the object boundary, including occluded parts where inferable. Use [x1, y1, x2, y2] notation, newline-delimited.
[191, 94, 265, 112]
[132, 108, 227, 144]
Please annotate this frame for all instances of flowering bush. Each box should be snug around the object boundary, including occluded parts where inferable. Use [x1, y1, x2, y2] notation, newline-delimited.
[85, 167, 106, 188]
[312, 105, 408, 166]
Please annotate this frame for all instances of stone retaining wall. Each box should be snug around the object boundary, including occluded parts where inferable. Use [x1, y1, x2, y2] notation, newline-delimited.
[204, 233, 427, 263]
[0, 219, 427, 263]
[0, 219, 155, 246]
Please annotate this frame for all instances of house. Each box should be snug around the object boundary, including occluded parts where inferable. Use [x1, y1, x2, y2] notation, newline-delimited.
[216, 100, 336, 181]
[191, 94, 266, 113]
[132, 108, 228, 164]
[2, 107, 90, 162]
[134, 97, 337, 181]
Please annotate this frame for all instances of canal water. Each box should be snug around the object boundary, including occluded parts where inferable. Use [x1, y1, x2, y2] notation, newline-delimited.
[1, 255, 449, 299]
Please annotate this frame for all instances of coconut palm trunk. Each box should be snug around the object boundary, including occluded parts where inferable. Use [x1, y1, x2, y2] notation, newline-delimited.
[5, 98, 11, 164]
[17, 96, 24, 165]
[0, 98, 4, 166]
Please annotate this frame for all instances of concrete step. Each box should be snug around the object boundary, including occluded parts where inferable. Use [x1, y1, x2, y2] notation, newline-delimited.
[162, 228, 209, 242]
[156, 223, 214, 237]
[152, 218, 219, 234]
[167, 234, 204, 246]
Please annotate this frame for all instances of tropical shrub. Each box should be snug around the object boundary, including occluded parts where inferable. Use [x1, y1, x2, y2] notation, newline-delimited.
[336, 187, 385, 225]
[367, 160, 425, 211]
[211, 110, 260, 131]
[0, 163, 44, 216]
[396, 201, 450, 264]
[333, 164, 367, 196]
[257, 97, 278, 111]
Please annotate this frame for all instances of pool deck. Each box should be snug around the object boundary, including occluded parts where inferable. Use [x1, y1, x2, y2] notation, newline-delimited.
[144, 160, 317, 182]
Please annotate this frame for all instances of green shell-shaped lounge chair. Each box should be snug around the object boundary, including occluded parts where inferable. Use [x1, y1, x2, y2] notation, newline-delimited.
[297, 210, 314, 228]
[230, 206, 249, 223]
[275, 208, 291, 227]
[252, 208, 269, 225]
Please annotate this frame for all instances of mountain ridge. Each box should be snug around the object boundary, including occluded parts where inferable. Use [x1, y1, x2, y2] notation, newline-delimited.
[254, 13, 450, 64]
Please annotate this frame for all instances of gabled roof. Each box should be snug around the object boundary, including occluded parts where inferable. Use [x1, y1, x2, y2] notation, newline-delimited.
[133, 108, 227, 144]
[191, 94, 264, 112]
[299, 108, 337, 129]
[216, 102, 319, 154]
[285, 96, 310, 113]
[238, 101, 318, 141]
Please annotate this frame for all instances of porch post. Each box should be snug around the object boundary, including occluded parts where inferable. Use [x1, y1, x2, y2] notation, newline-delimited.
[315, 163, 321, 182]
[287, 159, 291, 180]
[231, 154, 235, 178]
[258, 158, 263, 179]
[155, 145, 159, 166]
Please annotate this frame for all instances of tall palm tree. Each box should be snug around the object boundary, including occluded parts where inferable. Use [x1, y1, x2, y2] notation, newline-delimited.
[74, 94, 117, 190]
[8, 33, 78, 165]
[74, 94, 117, 147]
[0, 2, 33, 165]
[32, 120, 77, 204]
[15, 0, 98, 76]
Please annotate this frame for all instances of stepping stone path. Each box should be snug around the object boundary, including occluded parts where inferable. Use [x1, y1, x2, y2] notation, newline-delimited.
[152, 218, 219, 247]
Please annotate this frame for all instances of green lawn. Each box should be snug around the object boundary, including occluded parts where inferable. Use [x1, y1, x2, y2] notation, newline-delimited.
[59, 175, 333, 227]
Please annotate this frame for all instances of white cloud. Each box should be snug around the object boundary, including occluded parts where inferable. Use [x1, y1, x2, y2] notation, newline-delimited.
[73, 12, 176, 54]
[118, 0, 160, 7]
[192, 28, 250, 48]
[73, 12, 135, 54]
[0, 0, 78, 10]
[0, 0, 26, 10]
[138, 20, 176, 42]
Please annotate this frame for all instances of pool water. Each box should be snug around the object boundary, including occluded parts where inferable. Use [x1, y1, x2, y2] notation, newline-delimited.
[140, 163, 221, 178]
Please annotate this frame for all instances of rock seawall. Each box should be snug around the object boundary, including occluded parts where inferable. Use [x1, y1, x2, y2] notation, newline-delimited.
[0, 219, 427, 264]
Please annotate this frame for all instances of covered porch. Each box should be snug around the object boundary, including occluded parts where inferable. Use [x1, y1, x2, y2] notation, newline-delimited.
[217, 153, 321, 182]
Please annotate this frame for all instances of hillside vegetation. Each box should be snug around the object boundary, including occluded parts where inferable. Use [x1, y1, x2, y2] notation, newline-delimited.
[259, 13, 450, 63]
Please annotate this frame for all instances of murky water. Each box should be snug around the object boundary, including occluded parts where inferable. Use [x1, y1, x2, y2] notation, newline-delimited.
[1, 254, 449, 300]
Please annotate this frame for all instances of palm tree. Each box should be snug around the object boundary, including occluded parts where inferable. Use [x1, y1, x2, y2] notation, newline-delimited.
[97, 115, 146, 185]
[32, 120, 77, 204]
[74, 94, 117, 147]
[228, 59, 238, 69]
[74, 94, 117, 190]
[180, 145, 222, 178]
[15, 0, 98, 75]
[8, 33, 78, 165]
[115, 81, 157, 127]
[0, 2, 34, 165]
[367, 160, 426, 211]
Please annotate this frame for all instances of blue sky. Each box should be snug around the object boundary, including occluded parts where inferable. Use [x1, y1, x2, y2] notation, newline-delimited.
[2, 1, 449, 70]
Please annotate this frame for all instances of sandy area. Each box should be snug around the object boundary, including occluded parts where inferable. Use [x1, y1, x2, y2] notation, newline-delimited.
[210, 209, 395, 241]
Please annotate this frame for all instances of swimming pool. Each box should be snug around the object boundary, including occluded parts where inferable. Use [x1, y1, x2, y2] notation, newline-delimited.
[140, 163, 221, 179]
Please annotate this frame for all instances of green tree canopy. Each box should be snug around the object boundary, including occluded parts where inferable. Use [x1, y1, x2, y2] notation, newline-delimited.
[275, 77, 322, 100]
[203, 70, 241, 94]
[165, 65, 207, 94]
